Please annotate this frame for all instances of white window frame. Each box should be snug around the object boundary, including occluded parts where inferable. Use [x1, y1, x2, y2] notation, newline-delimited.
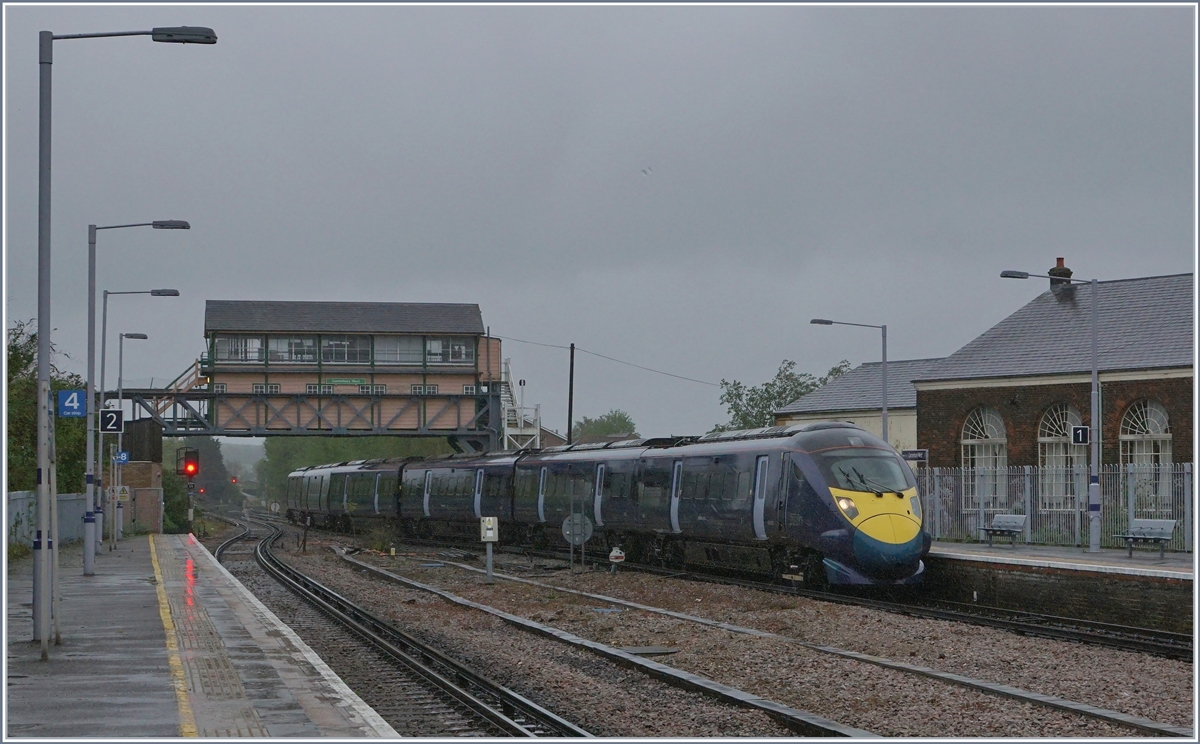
[212, 383, 227, 394]
[320, 384, 334, 395]
[359, 384, 373, 395]
[961, 407, 1008, 512]
[463, 384, 476, 395]
[1037, 403, 1085, 511]
[267, 383, 281, 395]
[252, 383, 266, 394]
[306, 384, 319, 395]
[373, 384, 386, 394]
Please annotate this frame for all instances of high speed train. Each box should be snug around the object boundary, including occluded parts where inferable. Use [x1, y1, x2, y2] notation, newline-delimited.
[284, 422, 931, 587]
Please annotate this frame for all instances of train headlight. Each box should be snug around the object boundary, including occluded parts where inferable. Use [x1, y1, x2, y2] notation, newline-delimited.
[836, 497, 859, 520]
[910, 496, 922, 520]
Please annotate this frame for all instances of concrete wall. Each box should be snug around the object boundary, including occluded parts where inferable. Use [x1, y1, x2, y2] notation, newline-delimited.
[7, 492, 87, 546]
[919, 555, 1192, 634]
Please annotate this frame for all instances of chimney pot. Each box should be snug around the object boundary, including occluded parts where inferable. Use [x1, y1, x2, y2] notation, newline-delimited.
[1048, 257, 1073, 287]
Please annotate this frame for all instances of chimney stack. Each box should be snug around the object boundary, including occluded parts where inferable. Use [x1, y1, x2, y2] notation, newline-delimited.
[1048, 257, 1073, 287]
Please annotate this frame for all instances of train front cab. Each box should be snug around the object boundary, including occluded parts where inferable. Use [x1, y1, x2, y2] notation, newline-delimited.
[792, 428, 930, 586]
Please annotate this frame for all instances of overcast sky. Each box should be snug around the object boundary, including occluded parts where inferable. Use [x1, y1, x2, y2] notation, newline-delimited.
[4, 4, 1195, 440]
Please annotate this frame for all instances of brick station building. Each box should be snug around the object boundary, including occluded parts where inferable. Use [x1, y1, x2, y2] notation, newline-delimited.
[913, 271, 1193, 470]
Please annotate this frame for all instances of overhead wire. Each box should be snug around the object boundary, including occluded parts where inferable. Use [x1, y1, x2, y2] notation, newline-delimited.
[493, 334, 720, 387]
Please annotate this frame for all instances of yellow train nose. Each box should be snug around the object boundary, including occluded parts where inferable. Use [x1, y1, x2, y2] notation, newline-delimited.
[857, 513, 921, 545]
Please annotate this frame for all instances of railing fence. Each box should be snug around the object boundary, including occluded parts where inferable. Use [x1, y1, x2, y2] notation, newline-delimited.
[916, 464, 1192, 552]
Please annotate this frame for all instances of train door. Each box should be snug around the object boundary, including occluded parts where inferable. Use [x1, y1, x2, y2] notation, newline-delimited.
[372, 474, 381, 515]
[473, 469, 484, 518]
[593, 464, 605, 527]
[422, 470, 432, 517]
[778, 452, 792, 532]
[752, 455, 769, 540]
[537, 467, 547, 522]
[669, 460, 683, 533]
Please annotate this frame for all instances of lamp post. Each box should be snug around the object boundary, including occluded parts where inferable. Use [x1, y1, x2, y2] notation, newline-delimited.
[113, 333, 148, 548]
[96, 289, 178, 555]
[1002, 269, 1102, 553]
[811, 318, 888, 445]
[84, 223, 188, 575]
[33, 24, 215, 658]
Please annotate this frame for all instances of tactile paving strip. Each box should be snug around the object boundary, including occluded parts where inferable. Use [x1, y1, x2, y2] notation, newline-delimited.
[154, 536, 270, 737]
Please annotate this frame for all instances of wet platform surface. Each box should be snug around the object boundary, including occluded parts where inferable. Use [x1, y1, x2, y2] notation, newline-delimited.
[929, 540, 1193, 580]
[6, 534, 396, 738]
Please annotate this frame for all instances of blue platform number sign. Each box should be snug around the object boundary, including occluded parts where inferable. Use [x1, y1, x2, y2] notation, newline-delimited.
[57, 390, 86, 418]
[1071, 426, 1090, 446]
[114, 451, 130, 464]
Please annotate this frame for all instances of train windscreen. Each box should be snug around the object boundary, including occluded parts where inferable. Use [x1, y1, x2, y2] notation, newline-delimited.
[816, 448, 915, 493]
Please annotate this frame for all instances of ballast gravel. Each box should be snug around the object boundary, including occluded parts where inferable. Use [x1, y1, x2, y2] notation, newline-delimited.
[264, 534, 1191, 737]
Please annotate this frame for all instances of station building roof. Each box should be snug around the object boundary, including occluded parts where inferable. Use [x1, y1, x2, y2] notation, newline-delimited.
[775, 357, 942, 415]
[913, 273, 1193, 383]
[205, 300, 485, 335]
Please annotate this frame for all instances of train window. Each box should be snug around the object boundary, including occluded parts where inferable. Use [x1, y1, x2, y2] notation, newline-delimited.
[640, 466, 672, 509]
[818, 448, 914, 493]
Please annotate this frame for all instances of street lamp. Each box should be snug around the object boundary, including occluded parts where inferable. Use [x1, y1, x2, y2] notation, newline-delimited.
[84, 222, 189, 575]
[96, 289, 178, 554]
[811, 318, 889, 445]
[34, 24, 214, 658]
[1002, 268, 1102, 553]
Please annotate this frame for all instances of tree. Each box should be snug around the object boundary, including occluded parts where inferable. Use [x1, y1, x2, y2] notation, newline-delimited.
[7, 319, 88, 493]
[572, 409, 639, 441]
[713, 359, 851, 432]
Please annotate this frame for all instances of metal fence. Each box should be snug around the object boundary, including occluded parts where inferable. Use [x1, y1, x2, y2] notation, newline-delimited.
[915, 464, 1193, 553]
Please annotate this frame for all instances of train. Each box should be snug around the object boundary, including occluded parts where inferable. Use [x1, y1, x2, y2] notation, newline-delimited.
[283, 422, 931, 587]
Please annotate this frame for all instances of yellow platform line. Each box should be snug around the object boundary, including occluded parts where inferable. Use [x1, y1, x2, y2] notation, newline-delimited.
[149, 535, 198, 737]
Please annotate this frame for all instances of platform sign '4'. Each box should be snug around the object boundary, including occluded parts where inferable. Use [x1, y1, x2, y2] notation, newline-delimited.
[57, 390, 86, 418]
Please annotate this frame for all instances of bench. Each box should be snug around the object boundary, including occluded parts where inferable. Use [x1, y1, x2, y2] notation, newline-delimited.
[981, 514, 1027, 547]
[1113, 518, 1177, 559]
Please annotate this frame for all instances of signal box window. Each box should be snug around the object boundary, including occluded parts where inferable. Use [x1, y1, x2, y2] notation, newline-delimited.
[267, 384, 281, 394]
[268, 336, 316, 363]
[212, 383, 227, 394]
[373, 385, 386, 394]
[306, 384, 318, 394]
[463, 385, 476, 395]
[321, 384, 333, 395]
[374, 336, 423, 364]
[411, 385, 438, 395]
[252, 384, 266, 394]
[359, 385, 373, 395]
[321, 334, 371, 363]
[306, 384, 334, 395]
[425, 336, 475, 365]
[214, 335, 263, 362]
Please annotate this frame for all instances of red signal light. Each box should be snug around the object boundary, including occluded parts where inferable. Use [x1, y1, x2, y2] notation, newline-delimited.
[199, 487, 205, 494]
[185, 463, 197, 474]
[231, 477, 237, 484]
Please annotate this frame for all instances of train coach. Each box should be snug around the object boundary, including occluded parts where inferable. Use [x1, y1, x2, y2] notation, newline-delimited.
[284, 421, 931, 587]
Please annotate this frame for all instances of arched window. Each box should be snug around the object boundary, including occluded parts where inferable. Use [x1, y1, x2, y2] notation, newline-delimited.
[1120, 399, 1172, 466]
[961, 407, 1007, 511]
[1120, 400, 1173, 516]
[1038, 403, 1086, 511]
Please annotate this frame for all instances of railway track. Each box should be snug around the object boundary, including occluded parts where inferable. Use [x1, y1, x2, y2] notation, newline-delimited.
[217, 518, 592, 737]
[244, 513, 1191, 660]
[347, 548, 1191, 738]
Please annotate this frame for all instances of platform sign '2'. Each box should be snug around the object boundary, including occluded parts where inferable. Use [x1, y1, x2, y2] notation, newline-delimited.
[100, 410, 124, 433]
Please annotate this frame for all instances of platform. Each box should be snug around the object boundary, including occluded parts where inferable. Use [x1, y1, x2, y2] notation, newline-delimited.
[929, 540, 1193, 580]
[922, 541, 1192, 633]
[6, 534, 397, 738]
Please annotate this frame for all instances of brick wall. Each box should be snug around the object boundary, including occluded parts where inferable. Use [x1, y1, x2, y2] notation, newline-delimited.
[917, 376, 1192, 468]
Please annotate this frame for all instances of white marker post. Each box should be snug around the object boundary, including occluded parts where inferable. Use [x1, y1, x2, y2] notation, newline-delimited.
[480, 517, 498, 584]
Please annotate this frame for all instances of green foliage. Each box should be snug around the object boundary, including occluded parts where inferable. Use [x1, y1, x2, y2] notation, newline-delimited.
[713, 359, 851, 432]
[7, 319, 89, 493]
[571, 409, 639, 441]
[161, 467, 190, 534]
[257, 437, 454, 502]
